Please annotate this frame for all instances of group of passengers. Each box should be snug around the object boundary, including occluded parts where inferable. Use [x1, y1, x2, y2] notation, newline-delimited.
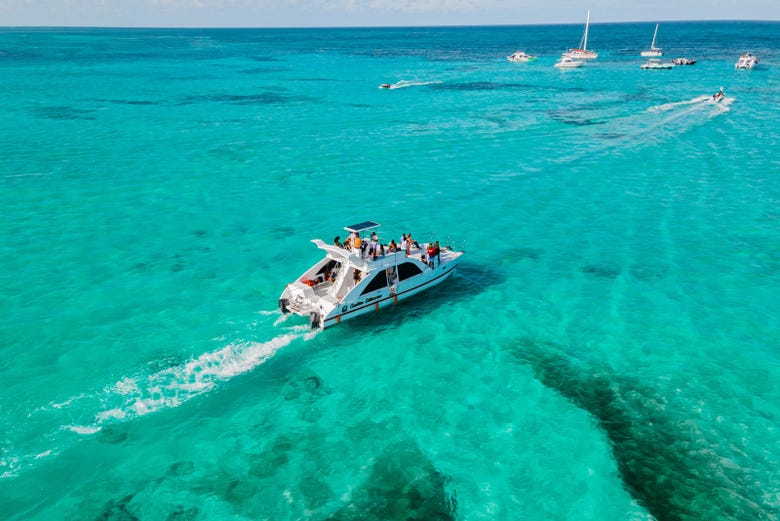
[333, 231, 385, 261]
[332, 231, 441, 266]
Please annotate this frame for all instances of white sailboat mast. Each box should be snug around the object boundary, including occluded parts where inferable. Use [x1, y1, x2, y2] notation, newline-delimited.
[583, 10, 590, 51]
[651, 23, 658, 48]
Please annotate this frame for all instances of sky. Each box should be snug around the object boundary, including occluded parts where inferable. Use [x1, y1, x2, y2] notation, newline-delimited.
[0, 0, 778, 28]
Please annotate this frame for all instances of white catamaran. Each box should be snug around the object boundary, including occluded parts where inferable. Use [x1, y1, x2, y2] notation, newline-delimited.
[279, 221, 464, 329]
[564, 10, 598, 60]
[641, 24, 663, 57]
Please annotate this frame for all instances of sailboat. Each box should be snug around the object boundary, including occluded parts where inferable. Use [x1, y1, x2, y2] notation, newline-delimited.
[641, 24, 663, 57]
[564, 10, 598, 59]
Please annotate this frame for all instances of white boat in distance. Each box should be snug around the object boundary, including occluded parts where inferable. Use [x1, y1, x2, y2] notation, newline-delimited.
[564, 10, 598, 59]
[641, 58, 674, 70]
[555, 55, 585, 68]
[507, 50, 536, 63]
[279, 221, 464, 329]
[735, 53, 759, 70]
[641, 24, 663, 57]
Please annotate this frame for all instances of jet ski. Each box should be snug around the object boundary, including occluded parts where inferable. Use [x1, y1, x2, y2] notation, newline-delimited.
[712, 87, 725, 102]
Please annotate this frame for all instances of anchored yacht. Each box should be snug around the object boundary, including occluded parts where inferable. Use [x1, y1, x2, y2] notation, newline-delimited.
[555, 55, 585, 68]
[564, 10, 598, 60]
[279, 221, 464, 329]
[641, 24, 663, 57]
[735, 53, 759, 70]
[507, 50, 536, 63]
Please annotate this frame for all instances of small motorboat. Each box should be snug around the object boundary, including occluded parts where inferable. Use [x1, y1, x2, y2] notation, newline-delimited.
[379, 83, 392, 89]
[279, 221, 464, 329]
[735, 53, 759, 70]
[507, 50, 536, 63]
[640, 58, 674, 70]
[554, 55, 585, 69]
[672, 58, 696, 66]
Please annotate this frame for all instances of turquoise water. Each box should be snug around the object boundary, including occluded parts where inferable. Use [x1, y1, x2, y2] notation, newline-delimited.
[1, 22, 779, 520]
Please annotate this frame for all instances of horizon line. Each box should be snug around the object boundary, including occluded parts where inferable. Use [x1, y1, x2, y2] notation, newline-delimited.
[1, 19, 779, 31]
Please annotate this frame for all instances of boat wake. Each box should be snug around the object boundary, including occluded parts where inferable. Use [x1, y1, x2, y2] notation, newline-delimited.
[92, 326, 308, 423]
[647, 94, 734, 115]
[646, 95, 711, 112]
[379, 80, 441, 90]
[1, 321, 316, 479]
[553, 92, 734, 165]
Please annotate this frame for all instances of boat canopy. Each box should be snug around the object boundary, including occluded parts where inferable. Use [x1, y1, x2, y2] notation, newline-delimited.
[344, 221, 380, 233]
[310, 239, 369, 270]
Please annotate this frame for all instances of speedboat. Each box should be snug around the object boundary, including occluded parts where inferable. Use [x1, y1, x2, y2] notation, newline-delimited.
[672, 58, 696, 66]
[640, 59, 674, 70]
[735, 53, 759, 70]
[279, 221, 464, 329]
[507, 50, 536, 63]
[565, 9, 598, 59]
[554, 55, 585, 68]
[640, 24, 663, 57]
[379, 83, 392, 89]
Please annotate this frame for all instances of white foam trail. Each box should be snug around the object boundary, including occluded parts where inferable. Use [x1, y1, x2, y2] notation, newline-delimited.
[647, 95, 710, 113]
[93, 331, 304, 424]
[2, 321, 315, 480]
[708, 96, 734, 116]
[555, 92, 733, 166]
[274, 313, 292, 327]
[3, 172, 50, 179]
[382, 80, 441, 90]
[65, 425, 102, 435]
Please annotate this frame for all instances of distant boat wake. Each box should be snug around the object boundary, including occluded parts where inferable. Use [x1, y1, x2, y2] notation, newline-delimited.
[553, 92, 734, 165]
[646, 95, 711, 112]
[0, 317, 317, 479]
[379, 80, 441, 90]
[647, 94, 733, 114]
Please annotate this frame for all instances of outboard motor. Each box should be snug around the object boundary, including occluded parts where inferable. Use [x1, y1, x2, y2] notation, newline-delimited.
[279, 298, 289, 314]
[309, 311, 322, 330]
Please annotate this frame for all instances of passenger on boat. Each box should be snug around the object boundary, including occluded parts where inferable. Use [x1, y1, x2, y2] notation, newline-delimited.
[334, 236, 342, 248]
[388, 239, 398, 253]
[353, 233, 362, 254]
[343, 237, 352, 251]
[434, 241, 441, 265]
[406, 234, 413, 256]
[426, 243, 436, 267]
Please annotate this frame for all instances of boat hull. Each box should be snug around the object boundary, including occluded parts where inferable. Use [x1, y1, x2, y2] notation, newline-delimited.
[280, 244, 464, 330]
[555, 59, 585, 68]
[319, 262, 459, 328]
[564, 50, 597, 60]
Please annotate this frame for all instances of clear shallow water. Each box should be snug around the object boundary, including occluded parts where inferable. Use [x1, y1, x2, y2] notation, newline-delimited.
[1, 22, 779, 520]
